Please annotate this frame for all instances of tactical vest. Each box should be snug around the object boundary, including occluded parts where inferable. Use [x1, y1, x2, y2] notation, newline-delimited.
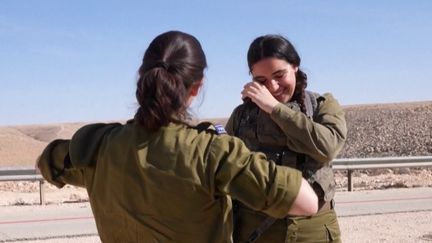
[234, 90, 335, 207]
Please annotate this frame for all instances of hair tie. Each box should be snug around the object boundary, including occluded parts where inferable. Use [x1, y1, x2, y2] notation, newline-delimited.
[153, 61, 169, 70]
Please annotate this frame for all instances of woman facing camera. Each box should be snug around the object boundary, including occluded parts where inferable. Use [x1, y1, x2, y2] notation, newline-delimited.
[226, 34, 347, 243]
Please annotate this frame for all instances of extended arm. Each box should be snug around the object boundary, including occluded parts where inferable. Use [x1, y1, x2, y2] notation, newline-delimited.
[208, 135, 318, 217]
[36, 123, 121, 188]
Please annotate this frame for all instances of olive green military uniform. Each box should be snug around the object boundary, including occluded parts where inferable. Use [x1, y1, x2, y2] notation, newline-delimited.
[37, 119, 304, 243]
[226, 92, 347, 243]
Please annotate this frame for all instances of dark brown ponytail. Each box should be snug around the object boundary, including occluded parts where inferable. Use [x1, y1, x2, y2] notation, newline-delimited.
[135, 31, 207, 131]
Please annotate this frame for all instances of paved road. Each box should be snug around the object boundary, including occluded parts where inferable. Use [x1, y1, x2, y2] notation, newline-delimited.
[335, 187, 432, 216]
[1, 187, 431, 241]
[0, 204, 96, 241]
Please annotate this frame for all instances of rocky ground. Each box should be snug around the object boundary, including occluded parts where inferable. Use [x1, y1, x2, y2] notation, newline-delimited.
[335, 101, 432, 191]
[340, 101, 432, 158]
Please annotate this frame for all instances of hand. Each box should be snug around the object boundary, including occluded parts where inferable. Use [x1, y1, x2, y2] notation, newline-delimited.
[241, 81, 279, 114]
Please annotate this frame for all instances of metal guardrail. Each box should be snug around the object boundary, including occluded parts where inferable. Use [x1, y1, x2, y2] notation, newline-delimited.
[333, 156, 432, 191]
[0, 168, 45, 205]
[1, 156, 431, 203]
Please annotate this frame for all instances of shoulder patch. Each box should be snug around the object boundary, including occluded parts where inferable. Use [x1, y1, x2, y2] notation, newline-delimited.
[195, 121, 227, 135]
[214, 124, 227, 135]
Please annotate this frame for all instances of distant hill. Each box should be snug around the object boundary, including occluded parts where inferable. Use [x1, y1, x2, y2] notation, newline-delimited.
[1, 101, 431, 167]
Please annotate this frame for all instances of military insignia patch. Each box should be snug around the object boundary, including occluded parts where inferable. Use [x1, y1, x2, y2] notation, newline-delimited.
[214, 124, 227, 135]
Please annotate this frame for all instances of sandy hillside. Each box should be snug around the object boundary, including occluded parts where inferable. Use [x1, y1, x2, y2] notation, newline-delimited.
[0, 100, 431, 168]
[0, 123, 84, 167]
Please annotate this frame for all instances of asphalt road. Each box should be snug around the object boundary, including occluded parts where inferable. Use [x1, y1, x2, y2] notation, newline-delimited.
[1, 187, 431, 242]
[335, 187, 432, 216]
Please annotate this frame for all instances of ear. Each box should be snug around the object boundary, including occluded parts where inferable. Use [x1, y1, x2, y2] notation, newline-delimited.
[189, 80, 203, 97]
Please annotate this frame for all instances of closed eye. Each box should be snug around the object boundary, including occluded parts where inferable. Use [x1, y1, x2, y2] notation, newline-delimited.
[273, 70, 287, 80]
[274, 73, 286, 80]
[253, 77, 267, 83]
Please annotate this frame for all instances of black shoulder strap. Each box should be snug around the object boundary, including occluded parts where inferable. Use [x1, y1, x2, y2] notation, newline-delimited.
[234, 100, 255, 137]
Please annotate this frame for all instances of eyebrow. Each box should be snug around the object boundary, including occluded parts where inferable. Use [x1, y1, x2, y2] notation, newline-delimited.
[253, 69, 287, 80]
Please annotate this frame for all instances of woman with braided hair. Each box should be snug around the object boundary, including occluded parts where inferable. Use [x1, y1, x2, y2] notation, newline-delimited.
[226, 34, 347, 243]
[36, 31, 319, 243]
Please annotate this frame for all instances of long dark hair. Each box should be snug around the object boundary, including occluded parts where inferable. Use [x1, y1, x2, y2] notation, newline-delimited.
[247, 35, 308, 113]
[135, 31, 207, 131]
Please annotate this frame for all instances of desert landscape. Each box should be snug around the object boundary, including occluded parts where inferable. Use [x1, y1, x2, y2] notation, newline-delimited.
[1, 101, 431, 242]
[1, 100, 431, 189]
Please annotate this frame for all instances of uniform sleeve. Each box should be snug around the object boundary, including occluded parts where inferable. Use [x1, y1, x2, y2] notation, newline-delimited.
[207, 135, 302, 219]
[36, 123, 121, 188]
[36, 139, 86, 188]
[225, 104, 243, 136]
[270, 93, 347, 164]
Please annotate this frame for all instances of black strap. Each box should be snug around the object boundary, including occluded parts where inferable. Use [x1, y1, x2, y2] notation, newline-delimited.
[232, 200, 240, 240]
[246, 217, 277, 243]
[234, 100, 253, 137]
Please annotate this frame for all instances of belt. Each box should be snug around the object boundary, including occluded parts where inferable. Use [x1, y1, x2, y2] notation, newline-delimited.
[318, 200, 334, 213]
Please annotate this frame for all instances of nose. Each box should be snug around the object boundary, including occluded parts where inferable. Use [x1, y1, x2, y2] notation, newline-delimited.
[265, 79, 279, 92]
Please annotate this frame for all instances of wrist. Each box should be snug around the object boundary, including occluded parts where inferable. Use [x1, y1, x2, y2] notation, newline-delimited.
[265, 100, 280, 114]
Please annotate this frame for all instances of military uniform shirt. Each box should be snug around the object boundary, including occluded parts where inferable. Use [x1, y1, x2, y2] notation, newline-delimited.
[37, 120, 303, 243]
[225, 93, 347, 165]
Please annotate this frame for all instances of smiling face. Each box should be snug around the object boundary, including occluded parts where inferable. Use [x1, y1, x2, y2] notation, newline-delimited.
[250, 57, 298, 103]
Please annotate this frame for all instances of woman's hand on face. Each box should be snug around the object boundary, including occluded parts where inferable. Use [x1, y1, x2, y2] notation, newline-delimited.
[241, 81, 279, 114]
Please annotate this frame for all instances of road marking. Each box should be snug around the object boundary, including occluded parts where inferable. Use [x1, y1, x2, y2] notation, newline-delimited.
[338, 196, 432, 204]
[0, 216, 93, 225]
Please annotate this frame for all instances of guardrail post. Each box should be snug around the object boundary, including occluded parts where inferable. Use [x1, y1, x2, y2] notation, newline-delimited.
[39, 180, 45, 205]
[347, 169, 353, 192]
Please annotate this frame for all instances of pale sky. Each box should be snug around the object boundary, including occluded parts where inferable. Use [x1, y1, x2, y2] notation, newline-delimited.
[1, 1, 431, 125]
